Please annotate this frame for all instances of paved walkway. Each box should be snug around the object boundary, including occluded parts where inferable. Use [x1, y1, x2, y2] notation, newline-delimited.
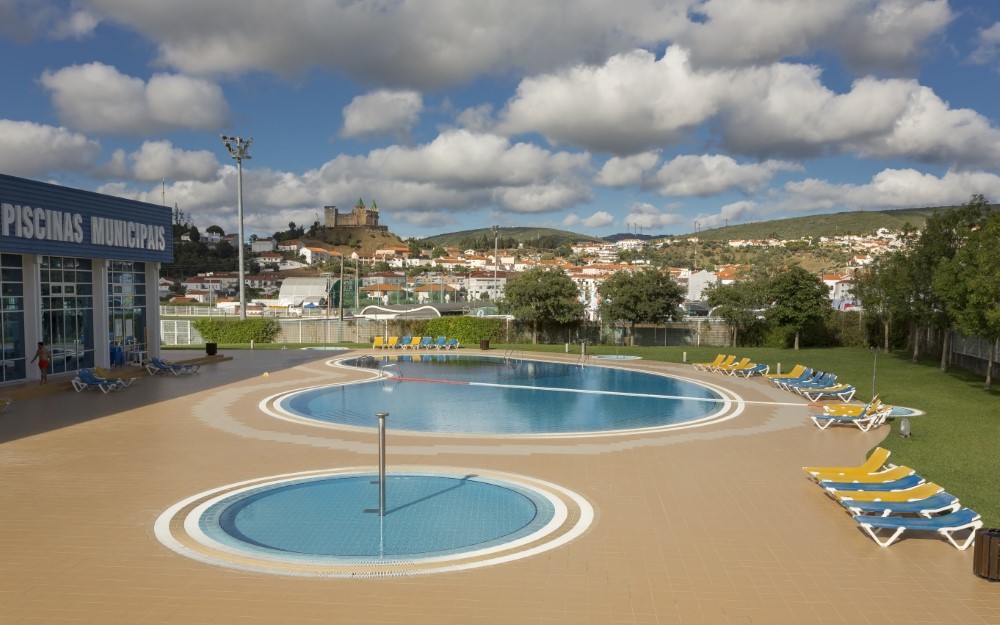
[1, 349, 997, 624]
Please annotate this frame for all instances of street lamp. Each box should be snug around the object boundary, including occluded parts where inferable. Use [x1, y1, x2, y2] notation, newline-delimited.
[221, 134, 253, 320]
[491, 224, 499, 302]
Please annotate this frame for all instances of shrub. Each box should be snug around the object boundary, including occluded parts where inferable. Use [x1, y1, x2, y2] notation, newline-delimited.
[192, 318, 281, 343]
[423, 317, 505, 345]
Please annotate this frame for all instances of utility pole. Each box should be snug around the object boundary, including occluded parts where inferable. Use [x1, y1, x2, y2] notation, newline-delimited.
[220, 135, 253, 320]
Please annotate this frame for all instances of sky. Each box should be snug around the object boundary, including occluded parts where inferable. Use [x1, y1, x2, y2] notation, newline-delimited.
[4, 1, 1000, 242]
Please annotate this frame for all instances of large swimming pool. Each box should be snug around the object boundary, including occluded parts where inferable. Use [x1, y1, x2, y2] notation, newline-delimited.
[271, 355, 732, 435]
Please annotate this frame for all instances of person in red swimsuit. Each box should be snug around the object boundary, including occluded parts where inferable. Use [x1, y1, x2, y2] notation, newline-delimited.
[30, 341, 50, 385]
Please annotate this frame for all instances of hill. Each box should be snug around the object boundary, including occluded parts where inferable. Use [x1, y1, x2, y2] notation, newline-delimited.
[685, 205, 998, 242]
[424, 227, 603, 248]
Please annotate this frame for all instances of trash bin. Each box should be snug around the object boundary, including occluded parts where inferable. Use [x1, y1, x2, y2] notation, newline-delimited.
[973, 528, 1000, 581]
[480, 339, 490, 350]
[206, 342, 218, 356]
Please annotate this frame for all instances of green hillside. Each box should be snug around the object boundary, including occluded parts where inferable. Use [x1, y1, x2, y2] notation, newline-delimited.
[686, 205, 997, 241]
[425, 226, 602, 248]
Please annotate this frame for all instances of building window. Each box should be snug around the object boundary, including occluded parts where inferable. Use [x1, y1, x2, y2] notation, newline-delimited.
[40, 256, 95, 374]
[108, 261, 147, 365]
[1, 254, 26, 383]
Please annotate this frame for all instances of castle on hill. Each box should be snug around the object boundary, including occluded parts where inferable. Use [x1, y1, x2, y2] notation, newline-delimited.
[324, 198, 386, 231]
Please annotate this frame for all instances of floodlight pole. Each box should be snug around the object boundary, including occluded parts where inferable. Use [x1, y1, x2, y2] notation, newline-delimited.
[221, 135, 253, 320]
[375, 412, 388, 517]
[492, 224, 499, 301]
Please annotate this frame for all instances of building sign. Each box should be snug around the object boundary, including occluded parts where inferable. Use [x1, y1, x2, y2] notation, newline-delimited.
[0, 173, 173, 262]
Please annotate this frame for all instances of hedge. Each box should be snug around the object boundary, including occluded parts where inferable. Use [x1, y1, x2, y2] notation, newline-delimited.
[192, 318, 281, 344]
[422, 317, 505, 345]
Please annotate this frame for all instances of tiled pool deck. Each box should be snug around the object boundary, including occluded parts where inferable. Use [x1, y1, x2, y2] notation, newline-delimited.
[1, 349, 998, 624]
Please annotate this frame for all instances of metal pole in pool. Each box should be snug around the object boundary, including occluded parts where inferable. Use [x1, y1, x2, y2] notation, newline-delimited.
[376, 412, 388, 517]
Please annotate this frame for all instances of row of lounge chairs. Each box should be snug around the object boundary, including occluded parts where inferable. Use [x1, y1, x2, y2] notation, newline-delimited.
[765, 365, 856, 402]
[802, 447, 982, 550]
[691, 354, 769, 377]
[373, 336, 459, 350]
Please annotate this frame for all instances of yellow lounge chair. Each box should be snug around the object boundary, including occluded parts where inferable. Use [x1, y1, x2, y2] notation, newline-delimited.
[386, 336, 399, 349]
[803, 447, 891, 479]
[763, 364, 806, 380]
[823, 397, 888, 417]
[406, 337, 422, 349]
[692, 354, 728, 370]
[834, 482, 945, 503]
[809, 465, 914, 484]
[373, 336, 385, 349]
[713, 356, 750, 373]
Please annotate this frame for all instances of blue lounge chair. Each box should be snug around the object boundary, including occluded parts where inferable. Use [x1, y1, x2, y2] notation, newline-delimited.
[770, 367, 813, 388]
[398, 336, 411, 349]
[146, 357, 200, 375]
[820, 474, 924, 494]
[800, 384, 856, 402]
[854, 507, 983, 549]
[776, 370, 826, 390]
[843, 492, 961, 518]
[444, 338, 459, 349]
[418, 337, 434, 349]
[729, 363, 769, 377]
[433, 336, 447, 349]
[73, 368, 127, 393]
[782, 372, 837, 391]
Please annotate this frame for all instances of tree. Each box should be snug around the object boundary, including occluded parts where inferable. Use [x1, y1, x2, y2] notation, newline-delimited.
[766, 266, 831, 350]
[934, 212, 1000, 390]
[704, 278, 769, 347]
[431, 246, 447, 259]
[205, 224, 225, 235]
[851, 253, 912, 352]
[598, 269, 683, 345]
[499, 267, 584, 343]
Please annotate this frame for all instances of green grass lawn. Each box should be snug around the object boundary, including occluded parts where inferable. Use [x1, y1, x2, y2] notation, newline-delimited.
[169, 342, 1000, 525]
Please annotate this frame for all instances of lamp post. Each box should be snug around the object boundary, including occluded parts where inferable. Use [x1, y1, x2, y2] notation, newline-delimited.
[221, 135, 253, 320]
[491, 224, 499, 302]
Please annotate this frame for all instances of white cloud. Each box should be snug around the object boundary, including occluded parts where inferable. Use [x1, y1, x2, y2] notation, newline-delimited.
[625, 202, 687, 229]
[649, 155, 800, 196]
[82, 0, 690, 87]
[0, 2, 99, 41]
[781, 168, 1000, 212]
[563, 211, 616, 228]
[39, 62, 229, 135]
[124, 140, 220, 182]
[0, 120, 101, 177]
[695, 201, 760, 229]
[680, 0, 951, 72]
[595, 152, 660, 187]
[341, 90, 423, 139]
[971, 22, 1000, 65]
[455, 104, 495, 132]
[50, 9, 100, 40]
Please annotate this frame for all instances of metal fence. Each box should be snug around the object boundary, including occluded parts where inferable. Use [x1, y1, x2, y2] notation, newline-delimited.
[950, 331, 999, 375]
[160, 318, 383, 346]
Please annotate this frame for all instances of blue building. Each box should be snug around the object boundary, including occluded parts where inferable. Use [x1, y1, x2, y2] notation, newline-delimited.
[0, 173, 173, 384]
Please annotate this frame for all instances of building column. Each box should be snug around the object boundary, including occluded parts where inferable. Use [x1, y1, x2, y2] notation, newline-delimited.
[93, 259, 110, 368]
[146, 262, 161, 360]
[23, 255, 42, 383]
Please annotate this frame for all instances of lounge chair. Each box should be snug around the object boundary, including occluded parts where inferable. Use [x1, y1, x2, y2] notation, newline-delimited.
[72, 369, 127, 393]
[406, 337, 422, 349]
[803, 447, 892, 479]
[844, 492, 961, 518]
[834, 482, 944, 504]
[763, 364, 807, 380]
[418, 336, 434, 349]
[385, 336, 399, 349]
[800, 383, 856, 402]
[146, 357, 199, 375]
[770, 367, 814, 388]
[821, 396, 884, 417]
[729, 363, 769, 377]
[712, 356, 751, 373]
[692, 354, 728, 371]
[372, 336, 385, 349]
[95, 366, 140, 386]
[854, 507, 983, 549]
[397, 336, 412, 349]
[433, 336, 447, 349]
[780, 371, 837, 392]
[820, 474, 925, 495]
[812, 465, 914, 484]
[444, 338, 459, 349]
[811, 406, 889, 431]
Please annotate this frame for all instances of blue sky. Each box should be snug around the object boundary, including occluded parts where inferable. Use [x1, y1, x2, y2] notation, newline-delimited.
[3, 1, 1000, 241]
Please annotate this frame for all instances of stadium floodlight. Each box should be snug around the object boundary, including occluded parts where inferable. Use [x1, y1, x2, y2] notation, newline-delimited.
[220, 135, 253, 319]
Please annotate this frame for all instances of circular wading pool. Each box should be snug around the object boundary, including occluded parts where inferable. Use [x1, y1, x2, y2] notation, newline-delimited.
[156, 467, 593, 577]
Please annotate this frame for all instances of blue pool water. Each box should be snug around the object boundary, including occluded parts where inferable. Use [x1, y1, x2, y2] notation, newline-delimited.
[199, 473, 555, 560]
[278, 355, 725, 434]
